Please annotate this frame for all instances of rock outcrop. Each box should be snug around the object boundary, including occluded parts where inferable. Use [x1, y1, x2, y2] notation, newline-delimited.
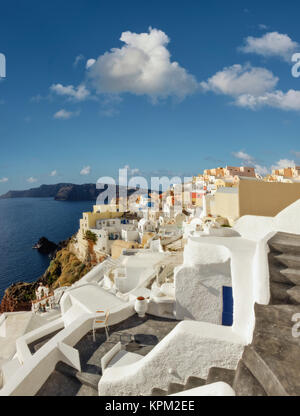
[33, 237, 58, 255]
[0, 239, 92, 313]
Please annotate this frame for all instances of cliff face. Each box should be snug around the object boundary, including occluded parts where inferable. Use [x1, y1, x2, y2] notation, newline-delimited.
[0, 240, 92, 313]
[0, 282, 37, 312]
[0, 184, 71, 199]
[0, 183, 144, 202]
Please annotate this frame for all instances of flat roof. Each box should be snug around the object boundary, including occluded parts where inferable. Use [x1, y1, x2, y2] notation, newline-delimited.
[216, 187, 238, 194]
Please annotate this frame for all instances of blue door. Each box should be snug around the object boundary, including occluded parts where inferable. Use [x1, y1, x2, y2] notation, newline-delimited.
[222, 286, 233, 326]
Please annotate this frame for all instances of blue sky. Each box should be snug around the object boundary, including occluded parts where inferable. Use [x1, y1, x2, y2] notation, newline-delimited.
[1, 0, 300, 192]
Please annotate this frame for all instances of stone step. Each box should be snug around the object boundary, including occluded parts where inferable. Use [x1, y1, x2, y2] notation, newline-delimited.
[269, 282, 298, 305]
[151, 388, 168, 396]
[242, 345, 300, 396]
[185, 376, 206, 390]
[254, 303, 300, 333]
[268, 232, 300, 254]
[281, 269, 300, 286]
[232, 360, 266, 396]
[287, 286, 300, 304]
[75, 372, 101, 390]
[268, 263, 291, 284]
[55, 361, 100, 391]
[205, 367, 235, 387]
[252, 331, 300, 361]
[167, 382, 186, 394]
[274, 253, 300, 269]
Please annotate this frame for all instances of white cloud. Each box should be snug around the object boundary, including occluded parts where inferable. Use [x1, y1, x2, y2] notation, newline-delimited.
[86, 58, 96, 69]
[53, 109, 80, 120]
[86, 27, 199, 100]
[119, 165, 141, 184]
[202, 63, 300, 112]
[240, 31, 299, 61]
[233, 151, 300, 175]
[74, 54, 85, 67]
[233, 150, 269, 176]
[80, 166, 91, 175]
[232, 151, 255, 164]
[50, 83, 90, 101]
[271, 159, 296, 171]
[258, 24, 269, 31]
[50, 170, 57, 176]
[236, 89, 300, 111]
[123, 165, 140, 175]
[0, 177, 8, 183]
[254, 165, 270, 176]
[27, 177, 37, 183]
[201, 64, 278, 97]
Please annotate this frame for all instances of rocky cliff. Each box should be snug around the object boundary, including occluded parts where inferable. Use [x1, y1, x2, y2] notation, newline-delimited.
[0, 238, 92, 313]
[0, 183, 145, 202]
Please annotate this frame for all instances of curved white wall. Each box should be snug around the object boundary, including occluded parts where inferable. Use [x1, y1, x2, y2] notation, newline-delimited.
[99, 321, 244, 396]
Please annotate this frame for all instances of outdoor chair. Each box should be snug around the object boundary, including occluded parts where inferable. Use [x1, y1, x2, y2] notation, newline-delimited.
[92, 310, 110, 342]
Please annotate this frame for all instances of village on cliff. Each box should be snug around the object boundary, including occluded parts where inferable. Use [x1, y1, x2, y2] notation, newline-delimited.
[1, 164, 300, 396]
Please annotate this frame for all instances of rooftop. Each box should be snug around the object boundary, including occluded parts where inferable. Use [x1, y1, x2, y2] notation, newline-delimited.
[36, 314, 178, 396]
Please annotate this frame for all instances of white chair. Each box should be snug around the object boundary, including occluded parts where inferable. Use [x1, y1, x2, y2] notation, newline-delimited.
[92, 310, 110, 342]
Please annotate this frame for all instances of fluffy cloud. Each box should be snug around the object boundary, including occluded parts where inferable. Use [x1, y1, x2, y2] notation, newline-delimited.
[0, 177, 8, 183]
[271, 159, 296, 171]
[86, 27, 198, 100]
[201, 64, 278, 97]
[80, 166, 91, 175]
[27, 177, 37, 183]
[240, 31, 299, 61]
[53, 109, 80, 120]
[73, 54, 85, 67]
[233, 151, 299, 176]
[233, 150, 269, 176]
[86, 59, 96, 69]
[258, 24, 269, 31]
[123, 165, 140, 175]
[202, 63, 300, 112]
[50, 170, 57, 176]
[254, 165, 270, 176]
[232, 151, 255, 164]
[50, 83, 90, 101]
[236, 89, 300, 111]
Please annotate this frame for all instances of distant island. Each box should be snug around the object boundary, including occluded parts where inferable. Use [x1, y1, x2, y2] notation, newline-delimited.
[0, 183, 144, 202]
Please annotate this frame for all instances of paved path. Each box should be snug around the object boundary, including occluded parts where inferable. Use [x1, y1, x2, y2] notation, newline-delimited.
[37, 314, 179, 396]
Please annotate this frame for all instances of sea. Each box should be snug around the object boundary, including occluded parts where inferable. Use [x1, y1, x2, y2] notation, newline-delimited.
[0, 198, 94, 300]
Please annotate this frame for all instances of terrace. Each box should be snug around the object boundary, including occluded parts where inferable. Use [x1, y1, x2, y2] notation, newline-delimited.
[36, 314, 178, 396]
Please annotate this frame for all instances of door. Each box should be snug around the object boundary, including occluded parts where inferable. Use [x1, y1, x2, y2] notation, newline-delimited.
[222, 286, 233, 326]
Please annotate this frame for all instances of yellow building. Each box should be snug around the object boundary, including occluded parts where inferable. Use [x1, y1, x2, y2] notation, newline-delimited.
[75, 204, 125, 262]
[80, 204, 124, 231]
[111, 240, 141, 259]
[211, 177, 300, 225]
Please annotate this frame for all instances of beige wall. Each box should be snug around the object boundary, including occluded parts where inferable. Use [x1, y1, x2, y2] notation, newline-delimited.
[111, 240, 140, 259]
[238, 180, 300, 217]
[212, 179, 300, 224]
[212, 191, 239, 223]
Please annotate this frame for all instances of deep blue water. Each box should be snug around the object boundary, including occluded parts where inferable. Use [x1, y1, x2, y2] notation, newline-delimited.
[0, 198, 94, 299]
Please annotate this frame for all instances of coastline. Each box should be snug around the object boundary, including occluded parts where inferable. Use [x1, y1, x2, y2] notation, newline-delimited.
[0, 234, 92, 313]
